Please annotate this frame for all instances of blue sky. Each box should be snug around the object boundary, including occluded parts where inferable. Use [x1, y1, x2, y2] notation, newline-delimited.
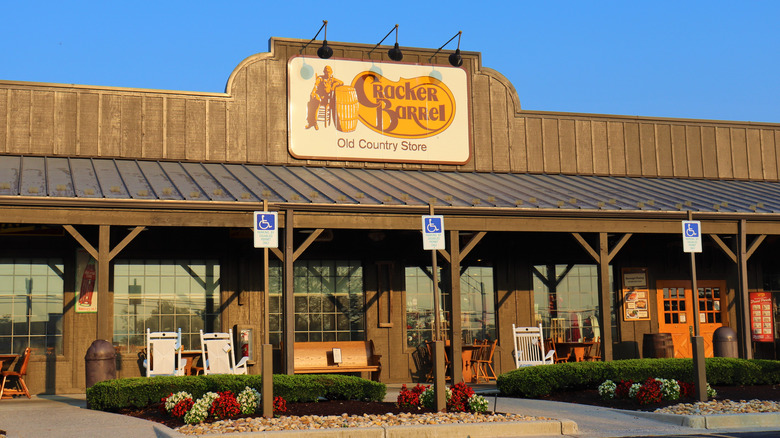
[1, 1, 777, 123]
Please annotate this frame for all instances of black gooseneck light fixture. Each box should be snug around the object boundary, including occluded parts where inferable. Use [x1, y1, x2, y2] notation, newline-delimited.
[368, 24, 403, 61]
[367, 24, 403, 76]
[377, 24, 403, 61]
[430, 31, 463, 67]
[300, 20, 333, 59]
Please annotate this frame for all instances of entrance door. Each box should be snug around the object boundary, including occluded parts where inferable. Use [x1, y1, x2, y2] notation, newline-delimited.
[656, 280, 727, 358]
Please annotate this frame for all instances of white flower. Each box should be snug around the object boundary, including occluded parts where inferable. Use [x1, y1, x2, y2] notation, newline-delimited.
[655, 378, 680, 401]
[468, 394, 489, 413]
[184, 392, 218, 424]
[164, 391, 193, 412]
[237, 386, 261, 415]
[598, 380, 616, 400]
[628, 383, 642, 399]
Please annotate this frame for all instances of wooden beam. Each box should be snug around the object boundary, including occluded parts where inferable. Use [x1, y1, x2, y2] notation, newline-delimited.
[63, 225, 98, 260]
[709, 234, 737, 264]
[572, 233, 599, 262]
[108, 226, 145, 261]
[746, 234, 766, 261]
[437, 249, 451, 264]
[607, 233, 633, 263]
[460, 231, 486, 260]
[270, 247, 284, 261]
[292, 229, 323, 262]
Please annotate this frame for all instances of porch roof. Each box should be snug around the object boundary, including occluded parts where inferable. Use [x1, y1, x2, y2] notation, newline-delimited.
[0, 155, 778, 214]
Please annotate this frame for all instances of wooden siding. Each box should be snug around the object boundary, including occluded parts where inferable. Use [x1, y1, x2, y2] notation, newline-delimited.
[1, 38, 778, 181]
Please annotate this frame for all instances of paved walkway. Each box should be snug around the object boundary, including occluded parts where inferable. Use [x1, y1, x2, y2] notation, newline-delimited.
[0, 386, 778, 437]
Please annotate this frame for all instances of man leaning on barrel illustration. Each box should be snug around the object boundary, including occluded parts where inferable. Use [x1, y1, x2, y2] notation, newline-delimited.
[306, 66, 343, 130]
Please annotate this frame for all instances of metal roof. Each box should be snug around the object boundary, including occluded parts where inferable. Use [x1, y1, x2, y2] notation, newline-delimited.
[0, 155, 778, 213]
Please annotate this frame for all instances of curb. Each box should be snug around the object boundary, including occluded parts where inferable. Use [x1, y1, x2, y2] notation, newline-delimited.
[214, 420, 576, 437]
[629, 410, 780, 429]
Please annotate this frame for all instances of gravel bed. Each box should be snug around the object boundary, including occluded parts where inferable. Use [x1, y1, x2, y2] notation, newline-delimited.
[655, 399, 780, 415]
[177, 412, 540, 435]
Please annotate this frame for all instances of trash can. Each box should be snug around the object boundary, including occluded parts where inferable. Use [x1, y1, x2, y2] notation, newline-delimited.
[642, 333, 674, 358]
[85, 339, 116, 388]
[713, 326, 738, 358]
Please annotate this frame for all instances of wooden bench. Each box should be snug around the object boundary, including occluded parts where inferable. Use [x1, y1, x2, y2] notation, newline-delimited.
[293, 340, 381, 381]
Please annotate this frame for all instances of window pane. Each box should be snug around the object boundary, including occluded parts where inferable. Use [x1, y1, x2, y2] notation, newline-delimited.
[268, 259, 364, 347]
[0, 258, 64, 354]
[113, 259, 220, 352]
[533, 264, 610, 343]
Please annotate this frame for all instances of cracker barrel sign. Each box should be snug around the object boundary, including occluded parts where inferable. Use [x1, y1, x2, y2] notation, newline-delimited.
[288, 57, 470, 164]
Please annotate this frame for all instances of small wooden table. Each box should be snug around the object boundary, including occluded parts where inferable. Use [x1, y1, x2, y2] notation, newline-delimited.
[181, 351, 203, 375]
[0, 354, 18, 372]
[461, 345, 486, 383]
[555, 341, 595, 362]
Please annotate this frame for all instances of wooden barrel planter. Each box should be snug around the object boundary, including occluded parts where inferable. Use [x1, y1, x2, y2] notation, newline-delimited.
[642, 333, 674, 358]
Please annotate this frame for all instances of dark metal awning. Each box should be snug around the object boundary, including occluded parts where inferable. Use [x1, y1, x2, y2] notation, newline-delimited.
[1, 155, 779, 214]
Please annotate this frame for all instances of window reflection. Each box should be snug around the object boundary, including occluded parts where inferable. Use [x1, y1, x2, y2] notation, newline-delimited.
[113, 259, 220, 352]
[404, 265, 496, 348]
[533, 264, 613, 342]
[268, 260, 364, 345]
[0, 258, 64, 355]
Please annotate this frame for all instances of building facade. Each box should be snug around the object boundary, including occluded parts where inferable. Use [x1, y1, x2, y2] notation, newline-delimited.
[2, 38, 780, 394]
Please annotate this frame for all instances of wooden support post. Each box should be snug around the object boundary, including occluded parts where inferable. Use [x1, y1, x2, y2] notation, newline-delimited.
[738, 220, 753, 359]
[597, 233, 613, 361]
[448, 230, 462, 384]
[97, 225, 111, 341]
[284, 209, 295, 375]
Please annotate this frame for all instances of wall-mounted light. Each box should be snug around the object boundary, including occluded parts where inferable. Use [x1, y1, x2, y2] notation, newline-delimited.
[368, 24, 403, 64]
[299, 20, 333, 60]
[430, 31, 463, 67]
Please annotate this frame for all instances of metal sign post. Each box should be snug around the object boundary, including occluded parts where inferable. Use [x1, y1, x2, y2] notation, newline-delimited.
[683, 212, 707, 402]
[423, 206, 446, 412]
[255, 201, 276, 418]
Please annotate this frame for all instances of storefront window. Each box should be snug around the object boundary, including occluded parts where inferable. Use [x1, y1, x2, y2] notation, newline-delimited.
[0, 258, 64, 355]
[113, 260, 220, 352]
[405, 265, 496, 348]
[460, 266, 496, 343]
[268, 260, 364, 344]
[532, 264, 613, 342]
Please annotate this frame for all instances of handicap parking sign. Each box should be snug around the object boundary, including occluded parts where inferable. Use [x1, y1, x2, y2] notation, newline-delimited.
[254, 211, 278, 248]
[422, 215, 445, 250]
[682, 220, 701, 253]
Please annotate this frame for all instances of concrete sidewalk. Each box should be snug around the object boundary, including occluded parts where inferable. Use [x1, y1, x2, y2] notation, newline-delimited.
[0, 386, 779, 437]
[0, 394, 183, 438]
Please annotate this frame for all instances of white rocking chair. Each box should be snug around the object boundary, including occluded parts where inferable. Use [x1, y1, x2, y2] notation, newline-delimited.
[199, 329, 249, 375]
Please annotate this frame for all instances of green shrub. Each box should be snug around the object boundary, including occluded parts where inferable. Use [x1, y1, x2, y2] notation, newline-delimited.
[87, 374, 385, 411]
[496, 358, 780, 398]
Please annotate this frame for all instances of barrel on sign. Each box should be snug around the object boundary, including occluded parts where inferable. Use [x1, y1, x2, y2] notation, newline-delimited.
[335, 86, 359, 132]
[642, 333, 674, 358]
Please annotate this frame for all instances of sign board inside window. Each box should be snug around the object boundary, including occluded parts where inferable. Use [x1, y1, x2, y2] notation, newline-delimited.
[622, 268, 650, 321]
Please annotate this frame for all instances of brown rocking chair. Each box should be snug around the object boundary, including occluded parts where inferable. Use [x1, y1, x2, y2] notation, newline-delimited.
[1, 347, 31, 399]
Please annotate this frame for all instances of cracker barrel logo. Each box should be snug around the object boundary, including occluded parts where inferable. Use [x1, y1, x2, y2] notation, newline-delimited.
[303, 65, 455, 139]
[352, 72, 455, 139]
